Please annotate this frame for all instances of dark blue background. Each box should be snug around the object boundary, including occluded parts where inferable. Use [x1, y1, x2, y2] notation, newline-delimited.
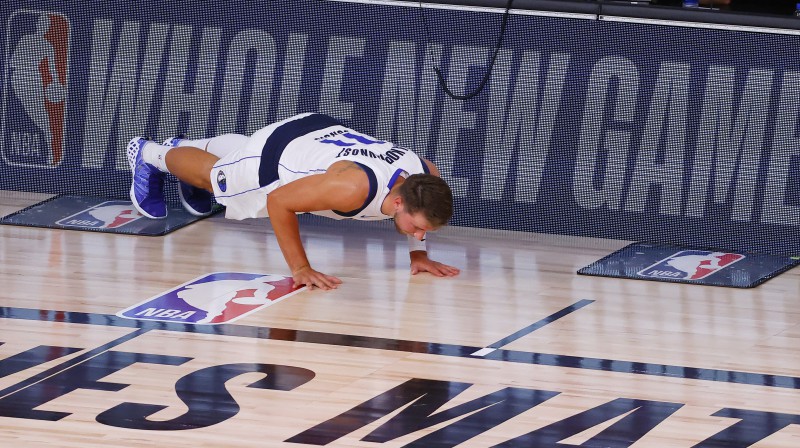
[1, 0, 798, 255]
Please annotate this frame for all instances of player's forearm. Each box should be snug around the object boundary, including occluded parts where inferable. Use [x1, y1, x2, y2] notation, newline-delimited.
[267, 203, 311, 273]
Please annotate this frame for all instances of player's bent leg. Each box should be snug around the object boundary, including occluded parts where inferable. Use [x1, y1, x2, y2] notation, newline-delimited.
[163, 137, 214, 217]
[164, 146, 220, 193]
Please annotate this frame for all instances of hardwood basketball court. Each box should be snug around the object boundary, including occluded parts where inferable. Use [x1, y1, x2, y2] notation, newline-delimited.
[0, 191, 798, 447]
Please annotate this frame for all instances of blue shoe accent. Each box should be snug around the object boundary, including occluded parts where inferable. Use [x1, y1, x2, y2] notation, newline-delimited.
[178, 181, 214, 217]
[127, 137, 167, 219]
[162, 135, 185, 148]
[162, 136, 214, 217]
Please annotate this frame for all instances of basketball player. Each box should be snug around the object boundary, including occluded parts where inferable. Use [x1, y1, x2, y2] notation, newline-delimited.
[126, 113, 460, 290]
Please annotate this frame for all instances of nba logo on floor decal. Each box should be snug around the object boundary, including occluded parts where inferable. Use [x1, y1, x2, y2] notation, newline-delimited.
[56, 201, 145, 229]
[638, 250, 745, 280]
[1, 10, 71, 168]
[118, 273, 304, 324]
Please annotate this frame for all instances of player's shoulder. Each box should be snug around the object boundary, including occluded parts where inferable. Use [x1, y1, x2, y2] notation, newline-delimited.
[321, 160, 372, 210]
[327, 159, 367, 176]
[421, 158, 441, 177]
[325, 160, 373, 191]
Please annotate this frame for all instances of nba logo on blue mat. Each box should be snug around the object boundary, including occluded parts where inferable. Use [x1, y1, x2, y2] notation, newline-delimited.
[1, 11, 71, 168]
[638, 250, 745, 280]
[118, 273, 304, 324]
[56, 201, 145, 229]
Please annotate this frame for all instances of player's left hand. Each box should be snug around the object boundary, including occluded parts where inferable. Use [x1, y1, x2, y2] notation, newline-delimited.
[410, 252, 460, 277]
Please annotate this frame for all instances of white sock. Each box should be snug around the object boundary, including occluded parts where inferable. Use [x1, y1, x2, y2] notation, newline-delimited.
[142, 134, 249, 173]
[142, 143, 172, 173]
[205, 134, 249, 158]
[179, 138, 212, 149]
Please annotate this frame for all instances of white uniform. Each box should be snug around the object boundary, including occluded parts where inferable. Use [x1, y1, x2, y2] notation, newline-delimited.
[210, 113, 430, 220]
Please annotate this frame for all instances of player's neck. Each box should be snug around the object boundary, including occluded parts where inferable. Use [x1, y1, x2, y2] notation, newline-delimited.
[381, 178, 405, 217]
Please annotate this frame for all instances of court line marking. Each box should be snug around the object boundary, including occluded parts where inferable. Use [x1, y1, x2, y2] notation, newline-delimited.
[0, 307, 798, 390]
[470, 299, 594, 357]
[0, 328, 150, 400]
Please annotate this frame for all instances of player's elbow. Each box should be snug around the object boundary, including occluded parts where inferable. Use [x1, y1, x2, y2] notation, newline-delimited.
[266, 188, 290, 216]
[267, 186, 306, 216]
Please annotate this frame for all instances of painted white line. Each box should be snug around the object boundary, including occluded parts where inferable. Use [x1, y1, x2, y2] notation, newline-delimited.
[471, 347, 497, 357]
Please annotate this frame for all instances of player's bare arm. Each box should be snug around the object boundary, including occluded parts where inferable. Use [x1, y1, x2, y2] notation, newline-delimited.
[266, 160, 370, 289]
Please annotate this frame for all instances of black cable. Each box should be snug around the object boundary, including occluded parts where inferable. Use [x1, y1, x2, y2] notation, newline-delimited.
[419, 0, 514, 101]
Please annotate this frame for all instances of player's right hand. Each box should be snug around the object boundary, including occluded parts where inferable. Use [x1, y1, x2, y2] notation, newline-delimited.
[291, 265, 342, 290]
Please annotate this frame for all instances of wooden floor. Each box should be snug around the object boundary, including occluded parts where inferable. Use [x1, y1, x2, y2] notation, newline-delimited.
[0, 190, 798, 447]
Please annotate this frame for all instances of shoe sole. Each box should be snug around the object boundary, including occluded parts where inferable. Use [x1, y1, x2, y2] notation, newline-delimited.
[129, 185, 166, 220]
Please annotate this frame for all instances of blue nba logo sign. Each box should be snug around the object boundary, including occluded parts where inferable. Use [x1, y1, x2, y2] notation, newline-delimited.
[56, 200, 145, 229]
[638, 250, 745, 280]
[1, 11, 71, 168]
[118, 273, 305, 324]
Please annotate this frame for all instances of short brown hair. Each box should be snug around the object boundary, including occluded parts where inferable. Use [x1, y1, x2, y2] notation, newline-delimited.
[398, 174, 453, 228]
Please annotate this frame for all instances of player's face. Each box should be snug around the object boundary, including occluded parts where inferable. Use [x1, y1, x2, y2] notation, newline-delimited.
[393, 207, 436, 241]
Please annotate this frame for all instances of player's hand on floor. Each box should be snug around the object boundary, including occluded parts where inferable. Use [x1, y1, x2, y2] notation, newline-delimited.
[410, 253, 460, 277]
[292, 265, 342, 290]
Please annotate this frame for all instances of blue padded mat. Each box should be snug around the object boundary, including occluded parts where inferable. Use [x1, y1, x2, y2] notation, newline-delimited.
[578, 242, 800, 288]
[0, 195, 222, 236]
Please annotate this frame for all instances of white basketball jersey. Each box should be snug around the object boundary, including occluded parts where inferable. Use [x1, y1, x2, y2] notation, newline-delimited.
[277, 124, 429, 221]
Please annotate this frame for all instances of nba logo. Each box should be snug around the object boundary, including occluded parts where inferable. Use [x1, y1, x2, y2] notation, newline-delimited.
[56, 201, 145, 229]
[118, 273, 305, 324]
[638, 250, 745, 280]
[1, 10, 71, 168]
